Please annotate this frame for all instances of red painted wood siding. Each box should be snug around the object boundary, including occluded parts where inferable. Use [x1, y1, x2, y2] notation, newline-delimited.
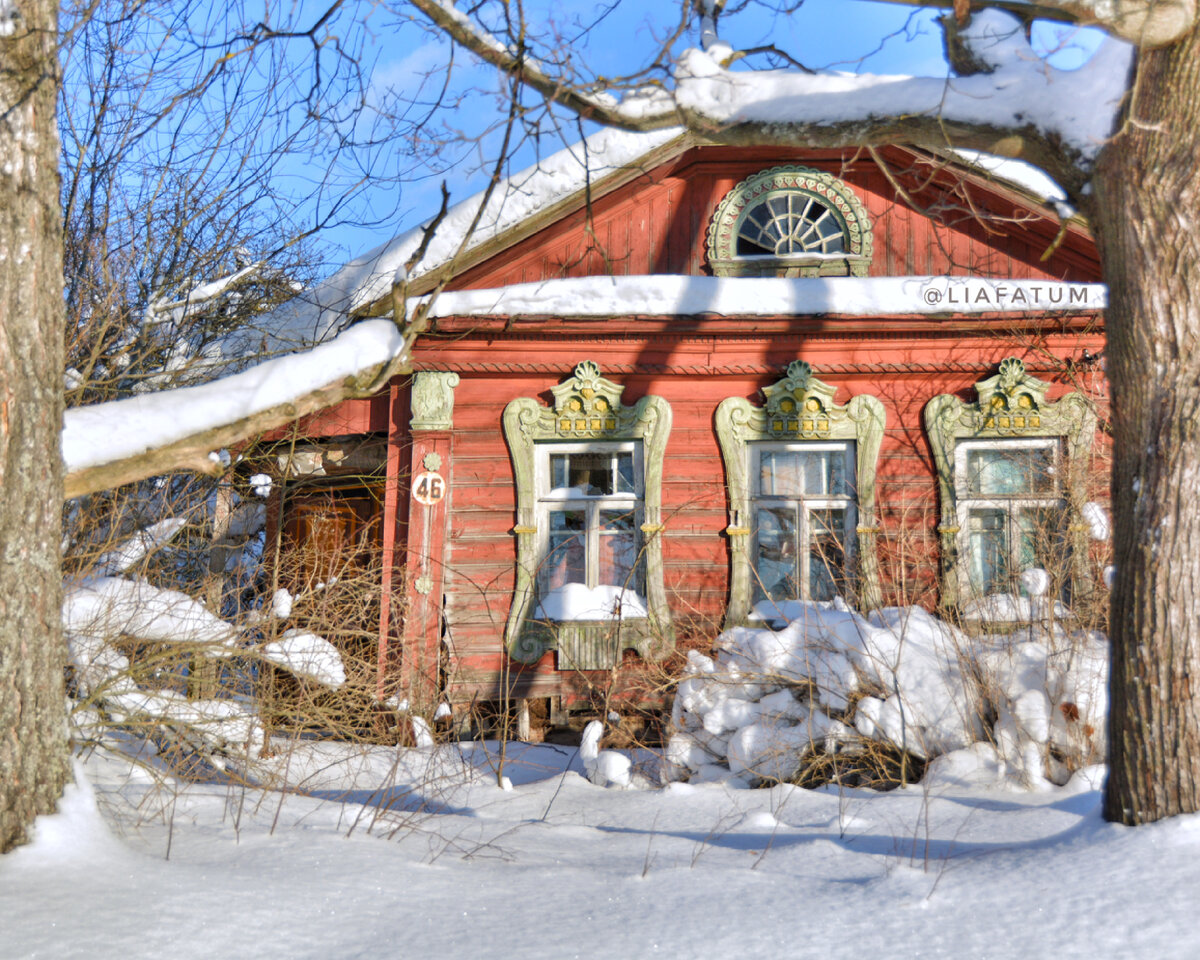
[407, 323, 1106, 703]
[448, 145, 1099, 293]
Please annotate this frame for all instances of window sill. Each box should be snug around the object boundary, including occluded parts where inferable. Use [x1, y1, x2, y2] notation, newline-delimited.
[710, 255, 870, 279]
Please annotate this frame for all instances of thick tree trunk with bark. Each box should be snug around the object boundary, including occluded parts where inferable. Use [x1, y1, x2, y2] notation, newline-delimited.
[0, 0, 71, 852]
[1094, 25, 1200, 824]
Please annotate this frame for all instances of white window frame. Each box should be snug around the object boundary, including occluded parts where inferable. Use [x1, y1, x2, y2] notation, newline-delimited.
[749, 440, 857, 605]
[535, 440, 645, 605]
[953, 437, 1066, 599]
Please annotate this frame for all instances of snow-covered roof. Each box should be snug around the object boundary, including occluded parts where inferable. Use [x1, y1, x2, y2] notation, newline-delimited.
[260, 120, 1088, 350]
[948, 148, 1076, 220]
[261, 125, 686, 348]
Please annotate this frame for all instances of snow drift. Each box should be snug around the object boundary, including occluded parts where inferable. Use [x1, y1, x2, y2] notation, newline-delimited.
[664, 600, 1106, 791]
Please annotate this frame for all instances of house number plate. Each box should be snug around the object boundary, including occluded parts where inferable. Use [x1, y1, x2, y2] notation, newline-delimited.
[412, 471, 446, 505]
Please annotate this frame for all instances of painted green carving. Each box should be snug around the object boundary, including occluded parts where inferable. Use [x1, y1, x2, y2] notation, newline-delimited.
[707, 166, 873, 278]
[502, 361, 674, 665]
[716, 361, 885, 626]
[924, 358, 1098, 610]
[409, 371, 461, 431]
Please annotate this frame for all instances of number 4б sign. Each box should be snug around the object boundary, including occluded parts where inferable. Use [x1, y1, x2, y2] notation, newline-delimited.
[412, 471, 445, 506]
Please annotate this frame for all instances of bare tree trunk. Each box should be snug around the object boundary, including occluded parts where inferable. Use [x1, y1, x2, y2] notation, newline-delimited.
[0, 0, 71, 852]
[1095, 25, 1200, 824]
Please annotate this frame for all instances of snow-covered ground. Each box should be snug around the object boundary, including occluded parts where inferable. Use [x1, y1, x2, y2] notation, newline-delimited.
[4, 738, 1199, 960]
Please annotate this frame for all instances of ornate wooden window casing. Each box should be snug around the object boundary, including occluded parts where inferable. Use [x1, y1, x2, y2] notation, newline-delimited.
[924, 357, 1098, 611]
[716, 361, 885, 625]
[707, 166, 873, 278]
[503, 361, 673, 668]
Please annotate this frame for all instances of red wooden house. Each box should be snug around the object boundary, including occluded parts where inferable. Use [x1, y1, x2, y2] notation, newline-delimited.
[261, 131, 1107, 726]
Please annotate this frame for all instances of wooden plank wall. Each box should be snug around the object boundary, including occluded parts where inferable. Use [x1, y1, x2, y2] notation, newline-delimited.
[413, 326, 1106, 704]
[449, 146, 1100, 292]
[287, 144, 1107, 705]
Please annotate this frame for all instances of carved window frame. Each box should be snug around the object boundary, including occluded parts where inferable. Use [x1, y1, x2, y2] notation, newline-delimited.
[716, 361, 885, 625]
[502, 361, 673, 667]
[924, 357, 1098, 610]
[707, 166, 873, 278]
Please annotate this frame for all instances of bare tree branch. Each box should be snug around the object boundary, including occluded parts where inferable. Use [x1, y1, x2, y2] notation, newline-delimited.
[407, 0, 683, 129]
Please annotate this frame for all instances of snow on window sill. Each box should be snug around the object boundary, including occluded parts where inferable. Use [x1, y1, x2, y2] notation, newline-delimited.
[534, 583, 648, 622]
[747, 597, 845, 628]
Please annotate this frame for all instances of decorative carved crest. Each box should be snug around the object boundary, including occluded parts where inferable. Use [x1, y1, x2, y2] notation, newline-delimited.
[970, 357, 1050, 433]
[760, 360, 843, 437]
[550, 360, 624, 435]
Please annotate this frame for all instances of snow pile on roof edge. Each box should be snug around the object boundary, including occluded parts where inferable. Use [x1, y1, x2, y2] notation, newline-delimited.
[261, 126, 685, 348]
[421, 275, 1106, 319]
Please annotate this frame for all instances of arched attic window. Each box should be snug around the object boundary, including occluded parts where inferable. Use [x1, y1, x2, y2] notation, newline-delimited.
[707, 166, 873, 278]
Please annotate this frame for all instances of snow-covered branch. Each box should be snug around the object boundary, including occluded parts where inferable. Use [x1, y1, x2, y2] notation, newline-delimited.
[872, 0, 1196, 47]
[415, 5, 1132, 186]
[677, 10, 1131, 178]
[143, 262, 269, 328]
[62, 320, 409, 499]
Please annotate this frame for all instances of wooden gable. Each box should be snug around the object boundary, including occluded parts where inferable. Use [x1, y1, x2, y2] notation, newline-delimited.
[443, 143, 1099, 294]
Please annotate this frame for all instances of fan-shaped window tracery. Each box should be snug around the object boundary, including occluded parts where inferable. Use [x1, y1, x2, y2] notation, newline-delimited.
[707, 166, 872, 278]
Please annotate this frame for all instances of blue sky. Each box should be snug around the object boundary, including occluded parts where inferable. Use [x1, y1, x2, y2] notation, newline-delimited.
[324, 0, 946, 259]
[291, 1, 1107, 267]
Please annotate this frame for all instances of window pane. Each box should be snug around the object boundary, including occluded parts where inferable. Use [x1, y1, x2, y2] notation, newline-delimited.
[544, 509, 586, 589]
[967, 508, 1009, 595]
[754, 506, 799, 601]
[615, 452, 635, 494]
[598, 508, 640, 589]
[808, 508, 846, 601]
[759, 449, 848, 497]
[551, 454, 568, 491]
[966, 446, 1057, 496]
[548, 452, 633, 496]
[1016, 507, 1069, 593]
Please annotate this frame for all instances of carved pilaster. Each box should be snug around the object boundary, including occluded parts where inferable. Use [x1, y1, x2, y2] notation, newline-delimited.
[409, 371, 461, 432]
